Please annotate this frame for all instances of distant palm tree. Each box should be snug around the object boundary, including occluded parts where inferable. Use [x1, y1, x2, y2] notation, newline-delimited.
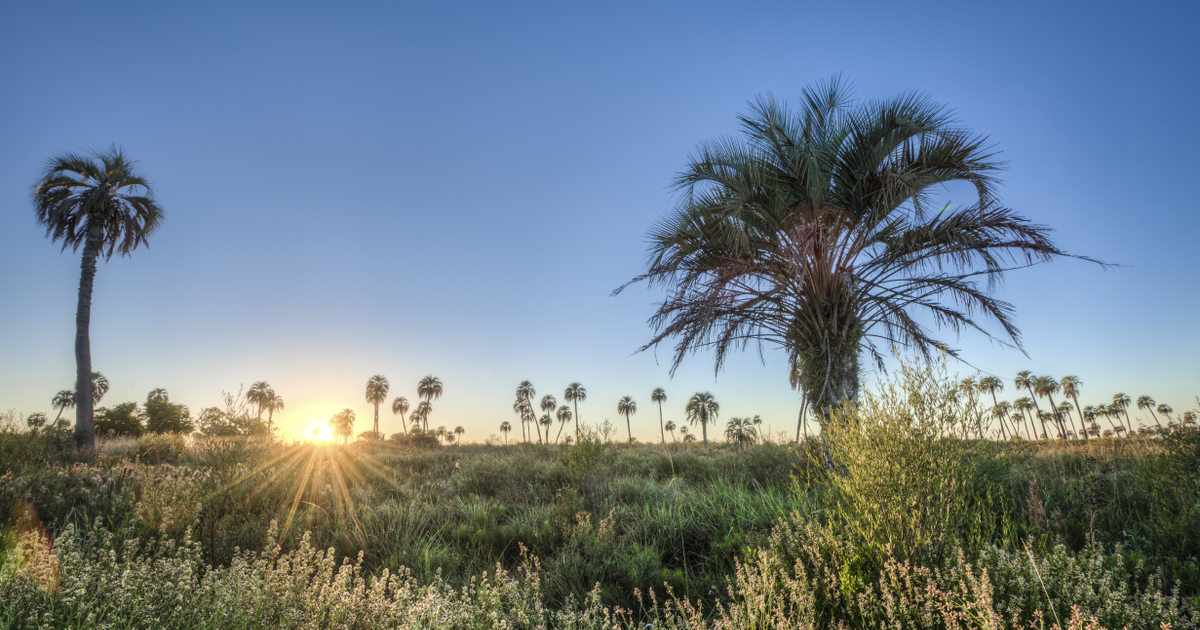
[91, 372, 109, 404]
[725, 417, 757, 448]
[1113, 393, 1134, 434]
[366, 375, 390, 434]
[500, 421, 512, 445]
[147, 388, 169, 402]
[751, 415, 763, 445]
[564, 382, 586, 442]
[555, 405, 572, 444]
[993, 401, 1013, 440]
[264, 393, 284, 436]
[1015, 371, 1046, 438]
[415, 401, 433, 432]
[1105, 404, 1125, 435]
[329, 409, 355, 443]
[1033, 376, 1065, 439]
[51, 389, 76, 424]
[392, 396, 410, 434]
[540, 394, 557, 433]
[1182, 411, 1198, 426]
[664, 420, 677, 442]
[617, 396, 637, 443]
[435, 426, 448, 443]
[247, 382, 272, 421]
[513, 398, 530, 443]
[34, 148, 164, 447]
[516, 381, 540, 444]
[1059, 376, 1088, 439]
[1157, 403, 1174, 425]
[1057, 401, 1076, 437]
[685, 392, 719, 448]
[312, 426, 321, 441]
[651, 388, 667, 445]
[1014, 397, 1038, 439]
[978, 377, 1007, 439]
[1137, 395, 1163, 429]
[454, 425, 465, 445]
[417, 376, 443, 432]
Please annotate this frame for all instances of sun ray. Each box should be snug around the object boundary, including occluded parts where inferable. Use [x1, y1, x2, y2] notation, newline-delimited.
[207, 443, 308, 501]
[280, 445, 320, 544]
[326, 447, 364, 540]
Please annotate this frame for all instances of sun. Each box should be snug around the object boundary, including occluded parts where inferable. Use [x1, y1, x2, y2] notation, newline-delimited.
[310, 425, 331, 442]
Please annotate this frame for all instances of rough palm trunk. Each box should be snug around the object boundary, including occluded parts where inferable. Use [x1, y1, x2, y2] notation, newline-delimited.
[700, 411, 708, 448]
[573, 401, 580, 443]
[1069, 392, 1088, 438]
[1147, 408, 1163, 430]
[625, 413, 632, 443]
[268, 407, 275, 436]
[658, 404, 664, 445]
[796, 320, 861, 428]
[373, 404, 379, 434]
[530, 398, 543, 444]
[74, 226, 102, 448]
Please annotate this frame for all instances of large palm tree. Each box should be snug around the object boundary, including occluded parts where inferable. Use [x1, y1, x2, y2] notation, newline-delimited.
[685, 392, 719, 448]
[516, 381, 540, 444]
[454, 426, 465, 445]
[555, 405, 572, 444]
[725, 417, 757, 449]
[616, 79, 1090, 421]
[564, 382, 586, 442]
[651, 388, 667, 444]
[993, 400, 1013, 440]
[617, 396, 637, 443]
[1059, 376, 1088, 439]
[51, 389, 76, 424]
[500, 421, 512, 445]
[1113, 393, 1134, 434]
[1137, 395, 1163, 429]
[33, 148, 163, 447]
[365, 375, 390, 434]
[977, 376, 1007, 440]
[417, 376, 443, 431]
[392, 396, 410, 434]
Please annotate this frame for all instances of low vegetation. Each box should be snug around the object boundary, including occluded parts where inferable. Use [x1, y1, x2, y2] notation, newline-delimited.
[2, 364, 1197, 629]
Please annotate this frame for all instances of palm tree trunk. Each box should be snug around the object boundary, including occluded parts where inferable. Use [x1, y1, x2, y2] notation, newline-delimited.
[701, 415, 708, 448]
[1025, 387, 1047, 439]
[400, 412, 408, 435]
[658, 403, 664, 445]
[795, 392, 809, 442]
[529, 397, 543, 444]
[1146, 408, 1163, 429]
[573, 401, 580, 443]
[373, 404, 379, 434]
[74, 227, 102, 448]
[554, 420, 566, 445]
[1070, 393, 1088, 439]
[268, 407, 275, 436]
[988, 392, 1008, 440]
[626, 412, 632, 443]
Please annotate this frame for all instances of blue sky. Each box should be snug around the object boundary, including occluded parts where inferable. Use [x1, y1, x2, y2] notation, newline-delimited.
[2, 0, 1197, 441]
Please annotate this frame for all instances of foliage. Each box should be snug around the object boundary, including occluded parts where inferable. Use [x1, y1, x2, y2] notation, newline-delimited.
[94, 402, 143, 438]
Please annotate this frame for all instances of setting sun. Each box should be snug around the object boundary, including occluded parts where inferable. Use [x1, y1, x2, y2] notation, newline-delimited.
[310, 425, 331, 442]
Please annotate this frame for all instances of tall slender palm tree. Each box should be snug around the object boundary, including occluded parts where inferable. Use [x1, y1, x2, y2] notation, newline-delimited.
[33, 148, 164, 447]
[1015, 372, 1046, 438]
[247, 381, 272, 421]
[1137, 395, 1163, 429]
[392, 396, 410, 434]
[540, 395, 557, 432]
[564, 382, 586, 442]
[751, 415, 764, 445]
[454, 426, 465, 445]
[516, 381, 540, 444]
[1059, 376, 1088, 439]
[993, 400, 1013, 440]
[264, 393, 285, 436]
[617, 396, 637, 443]
[651, 388, 667, 445]
[685, 392, 719, 448]
[1113, 393, 1134, 434]
[1106, 405, 1125, 435]
[1057, 402, 1076, 438]
[978, 376, 1007, 440]
[500, 421, 512, 445]
[415, 401, 433, 433]
[555, 405, 572, 444]
[1033, 376, 1065, 439]
[51, 389, 76, 424]
[365, 375, 390, 434]
[539, 415, 552, 441]
[664, 420, 677, 442]
[513, 398, 530, 443]
[616, 79, 1092, 422]
[1013, 397, 1038, 439]
[417, 376, 443, 432]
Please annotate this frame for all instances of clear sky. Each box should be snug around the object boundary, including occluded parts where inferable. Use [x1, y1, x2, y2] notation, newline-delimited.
[2, 0, 1197, 441]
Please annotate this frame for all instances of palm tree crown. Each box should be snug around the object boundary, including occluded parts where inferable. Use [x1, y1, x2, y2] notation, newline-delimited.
[651, 387, 667, 444]
[417, 376, 443, 431]
[564, 382, 586, 442]
[617, 396, 637, 443]
[516, 381, 540, 444]
[617, 79, 1091, 421]
[392, 396, 410, 434]
[685, 392, 719, 448]
[365, 375, 390, 434]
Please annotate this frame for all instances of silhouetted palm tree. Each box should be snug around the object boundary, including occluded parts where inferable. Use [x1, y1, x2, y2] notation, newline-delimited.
[516, 381, 540, 444]
[1157, 403, 1174, 425]
[651, 388, 667, 445]
[540, 394, 557, 433]
[1014, 397, 1038, 439]
[539, 414, 552, 440]
[247, 382, 272, 421]
[147, 388, 169, 402]
[978, 376, 1007, 439]
[1033, 376, 1065, 439]
[500, 421, 512, 445]
[34, 148, 163, 447]
[264, 393, 284, 436]
[366, 375, 389, 434]
[329, 409, 355, 443]
[617, 79, 1090, 421]
[417, 376, 443, 432]
[1059, 376, 1088, 439]
[454, 425, 465, 445]
[513, 398, 530, 443]
[555, 405, 572, 444]
[617, 396, 637, 443]
[686, 392, 719, 448]
[564, 382, 586, 442]
[751, 415, 763, 445]
[993, 401, 1013, 440]
[51, 389, 75, 424]
[664, 420, 677, 442]
[1137, 395, 1163, 429]
[415, 401, 432, 432]
[392, 396, 410, 434]
[725, 417, 757, 449]
[91, 372, 109, 404]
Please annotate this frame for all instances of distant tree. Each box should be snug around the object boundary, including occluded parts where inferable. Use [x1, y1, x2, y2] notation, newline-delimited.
[685, 392, 719, 448]
[512, 398, 531, 443]
[651, 388, 667, 445]
[977, 376, 1007, 440]
[993, 401, 1014, 440]
[555, 405, 572, 444]
[1013, 397, 1037, 439]
[414, 401, 433, 433]
[366, 375, 389, 434]
[516, 381, 540, 444]
[263, 392, 284, 436]
[1015, 372, 1047, 438]
[392, 396, 410, 434]
[247, 381, 272, 421]
[1157, 403, 1174, 425]
[143, 399, 194, 434]
[725, 417, 757, 449]
[1113, 393, 1134, 434]
[417, 375, 443, 432]
[34, 148, 163, 447]
[1033, 376, 1065, 439]
[751, 415, 763, 445]
[1137, 395, 1163, 429]
[539, 414, 552, 441]
[312, 426, 321, 441]
[147, 388, 169, 402]
[617, 396, 637, 443]
[329, 409, 355, 443]
[664, 420, 677, 442]
[90, 372, 109, 404]
[454, 425, 465, 445]
[564, 382, 586, 442]
[26, 413, 48, 430]
[51, 389, 75, 424]
[1059, 376, 1088, 439]
[500, 421, 512, 445]
[95, 402, 143, 437]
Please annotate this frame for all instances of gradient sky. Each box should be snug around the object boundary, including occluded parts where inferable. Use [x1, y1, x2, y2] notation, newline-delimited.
[2, 0, 1197, 441]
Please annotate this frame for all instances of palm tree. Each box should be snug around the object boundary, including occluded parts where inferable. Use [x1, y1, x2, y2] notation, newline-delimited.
[751, 415, 764, 445]
[1033, 376, 1066, 439]
[516, 381, 540, 444]
[555, 405, 572, 444]
[664, 420, 677, 442]
[616, 79, 1090, 422]
[651, 388, 667, 445]
[540, 395, 557, 433]
[1015, 372, 1047, 438]
[247, 382, 272, 421]
[513, 398, 530, 443]
[685, 392, 719, 448]
[454, 426, 465, 445]
[1057, 401, 1076, 437]
[1113, 393, 1134, 434]
[617, 396, 637, 443]
[564, 383, 587, 442]
[91, 372, 109, 404]
[365, 375, 390, 434]
[1013, 397, 1038, 439]
[1059, 376, 1089, 439]
[329, 409, 355, 443]
[1137, 395, 1163, 429]
[147, 388, 169, 402]
[392, 396, 410, 434]
[415, 401, 432, 433]
[1157, 404, 1174, 425]
[978, 376, 1007, 440]
[33, 148, 164, 447]
[51, 389, 76, 424]
[264, 393, 284, 436]
[539, 414, 553, 440]
[500, 421, 512, 445]
[417, 376, 443, 432]
[725, 417, 757, 449]
[993, 401, 1013, 440]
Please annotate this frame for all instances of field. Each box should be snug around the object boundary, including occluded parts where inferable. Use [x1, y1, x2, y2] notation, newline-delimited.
[2, 369, 1198, 629]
